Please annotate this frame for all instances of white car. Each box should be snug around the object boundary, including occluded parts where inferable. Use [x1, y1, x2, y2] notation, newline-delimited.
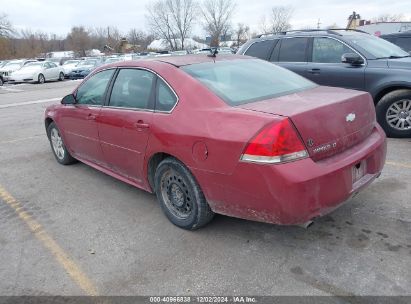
[9, 61, 65, 84]
[62, 60, 80, 77]
[0, 59, 37, 83]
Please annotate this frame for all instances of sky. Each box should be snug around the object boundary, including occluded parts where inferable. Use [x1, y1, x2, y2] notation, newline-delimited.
[1, 0, 410, 38]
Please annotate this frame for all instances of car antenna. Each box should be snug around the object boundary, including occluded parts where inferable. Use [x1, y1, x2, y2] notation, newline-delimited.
[207, 48, 218, 58]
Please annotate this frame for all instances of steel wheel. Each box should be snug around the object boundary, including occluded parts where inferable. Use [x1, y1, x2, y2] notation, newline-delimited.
[160, 168, 193, 220]
[386, 99, 411, 131]
[50, 128, 65, 160]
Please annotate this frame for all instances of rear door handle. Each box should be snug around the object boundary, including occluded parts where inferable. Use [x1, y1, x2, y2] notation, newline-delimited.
[134, 120, 150, 129]
[86, 113, 97, 120]
[307, 68, 321, 74]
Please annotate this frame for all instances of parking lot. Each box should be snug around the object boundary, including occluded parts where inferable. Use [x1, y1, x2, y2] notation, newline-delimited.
[0, 81, 410, 296]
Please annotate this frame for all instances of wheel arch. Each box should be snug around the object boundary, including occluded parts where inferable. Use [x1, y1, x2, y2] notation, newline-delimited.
[44, 117, 54, 136]
[374, 85, 411, 104]
[146, 152, 188, 192]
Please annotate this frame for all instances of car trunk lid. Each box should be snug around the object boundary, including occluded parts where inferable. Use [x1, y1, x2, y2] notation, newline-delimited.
[237, 86, 376, 161]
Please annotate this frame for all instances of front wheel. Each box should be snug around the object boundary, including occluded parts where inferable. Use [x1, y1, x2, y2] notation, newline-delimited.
[0, 77, 3, 86]
[38, 74, 45, 84]
[154, 158, 214, 230]
[47, 122, 77, 165]
[376, 90, 411, 138]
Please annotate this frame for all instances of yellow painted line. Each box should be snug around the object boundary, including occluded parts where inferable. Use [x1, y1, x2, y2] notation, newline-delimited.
[0, 185, 98, 296]
[386, 161, 411, 169]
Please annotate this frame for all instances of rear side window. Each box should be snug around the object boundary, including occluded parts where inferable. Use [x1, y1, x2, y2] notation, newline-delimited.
[155, 78, 178, 112]
[109, 69, 155, 110]
[244, 40, 276, 60]
[279, 38, 309, 62]
[76, 69, 115, 105]
[312, 37, 353, 63]
[396, 37, 411, 52]
[182, 59, 317, 106]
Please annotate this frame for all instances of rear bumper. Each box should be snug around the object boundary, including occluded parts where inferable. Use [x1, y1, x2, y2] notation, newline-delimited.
[194, 125, 387, 225]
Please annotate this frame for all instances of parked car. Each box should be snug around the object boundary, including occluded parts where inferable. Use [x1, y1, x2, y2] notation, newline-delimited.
[44, 55, 386, 230]
[68, 59, 101, 79]
[238, 29, 411, 137]
[8, 61, 65, 84]
[62, 60, 81, 77]
[0, 59, 37, 85]
[381, 31, 411, 53]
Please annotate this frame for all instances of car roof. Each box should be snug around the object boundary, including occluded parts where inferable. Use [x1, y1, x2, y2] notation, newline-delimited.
[252, 29, 370, 40]
[150, 54, 247, 67]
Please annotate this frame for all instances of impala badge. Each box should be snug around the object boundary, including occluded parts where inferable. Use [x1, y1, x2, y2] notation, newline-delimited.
[346, 113, 356, 122]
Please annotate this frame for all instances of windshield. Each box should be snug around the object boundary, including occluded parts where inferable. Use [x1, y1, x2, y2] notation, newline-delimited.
[25, 62, 44, 67]
[182, 59, 317, 106]
[63, 60, 79, 65]
[346, 35, 409, 59]
[78, 60, 97, 66]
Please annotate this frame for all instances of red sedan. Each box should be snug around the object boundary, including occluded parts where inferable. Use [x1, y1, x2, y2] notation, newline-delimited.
[45, 55, 386, 230]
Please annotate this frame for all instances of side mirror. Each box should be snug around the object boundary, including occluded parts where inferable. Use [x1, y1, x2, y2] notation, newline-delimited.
[342, 53, 364, 66]
[61, 94, 76, 105]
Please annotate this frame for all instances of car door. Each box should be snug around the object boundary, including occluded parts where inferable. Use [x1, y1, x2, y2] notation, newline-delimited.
[97, 68, 155, 184]
[58, 69, 115, 165]
[304, 37, 366, 90]
[48, 62, 60, 79]
[274, 37, 310, 76]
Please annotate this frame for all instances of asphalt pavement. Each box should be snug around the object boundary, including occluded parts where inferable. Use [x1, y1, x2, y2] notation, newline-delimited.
[0, 81, 410, 296]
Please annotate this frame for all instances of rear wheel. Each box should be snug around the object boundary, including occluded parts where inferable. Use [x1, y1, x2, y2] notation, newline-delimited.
[154, 158, 214, 230]
[38, 74, 45, 84]
[376, 90, 411, 138]
[0, 77, 3, 86]
[58, 72, 64, 81]
[47, 122, 77, 165]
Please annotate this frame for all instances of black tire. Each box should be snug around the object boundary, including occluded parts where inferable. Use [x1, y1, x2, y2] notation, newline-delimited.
[58, 72, 64, 81]
[376, 89, 411, 138]
[38, 74, 45, 84]
[154, 158, 214, 230]
[0, 77, 3, 86]
[47, 122, 77, 165]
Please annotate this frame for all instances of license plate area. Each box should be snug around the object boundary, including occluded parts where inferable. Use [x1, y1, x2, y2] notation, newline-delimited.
[352, 160, 367, 184]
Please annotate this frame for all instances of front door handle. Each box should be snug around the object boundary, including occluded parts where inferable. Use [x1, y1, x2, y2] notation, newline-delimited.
[135, 120, 150, 129]
[307, 68, 321, 74]
[87, 113, 97, 120]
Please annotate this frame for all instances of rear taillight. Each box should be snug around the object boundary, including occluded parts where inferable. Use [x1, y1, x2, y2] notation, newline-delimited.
[241, 118, 308, 164]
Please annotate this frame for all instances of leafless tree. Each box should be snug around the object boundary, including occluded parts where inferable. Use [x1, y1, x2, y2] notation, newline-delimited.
[373, 14, 406, 23]
[128, 29, 154, 51]
[146, 0, 198, 50]
[259, 6, 294, 34]
[233, 23, 250, 47]
[201, 0, 235, 47]
[66, 26, 91, 57]
[0, 13, 13, 38]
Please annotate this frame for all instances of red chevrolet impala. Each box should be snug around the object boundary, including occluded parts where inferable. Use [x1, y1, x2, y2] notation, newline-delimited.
[44, 55, 386, 230]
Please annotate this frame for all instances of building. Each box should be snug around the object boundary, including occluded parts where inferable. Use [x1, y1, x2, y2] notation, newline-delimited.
[357, 22, 411, 36]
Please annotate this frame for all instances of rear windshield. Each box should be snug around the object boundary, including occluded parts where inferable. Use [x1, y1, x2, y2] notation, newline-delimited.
[181, 59, 316, 106]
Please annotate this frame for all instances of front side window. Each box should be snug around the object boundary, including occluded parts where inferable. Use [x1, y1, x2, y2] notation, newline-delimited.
[278, 38, 309, 62]
[156, 78, 178, 112]
[182, 59, 317, 106]
[312, 37, 353, 63]
[76, 69, 115, 105]
[244, 40, 276, 60]
[109, 69, 155, 110]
